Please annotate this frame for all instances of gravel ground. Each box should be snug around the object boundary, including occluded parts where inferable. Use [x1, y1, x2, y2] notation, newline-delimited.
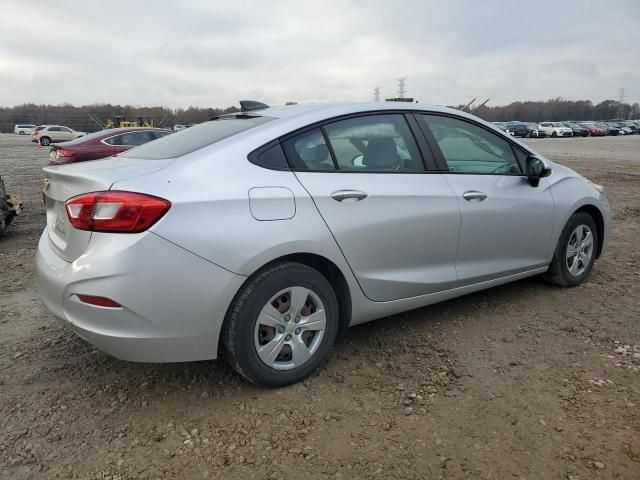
[1, 133, 639, 479]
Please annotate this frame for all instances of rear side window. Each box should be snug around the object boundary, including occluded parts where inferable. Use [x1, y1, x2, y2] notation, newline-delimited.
[249, 142, 289, 170]
[120, 116, 274, 160]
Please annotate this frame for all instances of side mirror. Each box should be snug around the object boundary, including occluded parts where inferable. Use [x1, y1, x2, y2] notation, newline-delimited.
[526, 156, 551, 187]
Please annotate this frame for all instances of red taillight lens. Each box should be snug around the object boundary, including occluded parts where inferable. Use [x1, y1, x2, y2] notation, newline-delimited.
[65, 191, 171, 233]
[77, 295, 122, 308]
[57, 149, 76, 157]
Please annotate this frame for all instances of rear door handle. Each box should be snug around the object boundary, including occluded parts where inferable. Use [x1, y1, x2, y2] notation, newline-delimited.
[463, 190, 488, 202]
[331, 190, 368, 202]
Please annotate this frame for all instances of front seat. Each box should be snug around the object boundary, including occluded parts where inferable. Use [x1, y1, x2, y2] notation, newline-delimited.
[362, 138, 399, 170]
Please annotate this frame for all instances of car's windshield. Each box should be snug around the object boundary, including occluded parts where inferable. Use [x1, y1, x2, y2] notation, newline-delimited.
[120, 115, 275, 160]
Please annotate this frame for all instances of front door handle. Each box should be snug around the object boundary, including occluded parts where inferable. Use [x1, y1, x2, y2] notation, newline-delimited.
[331, 190, 368, 202]
[463, 190, 488, 202]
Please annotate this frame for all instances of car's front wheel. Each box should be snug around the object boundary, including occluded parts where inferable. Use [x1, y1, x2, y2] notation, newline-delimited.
[544, 212, 598, 287]
[222, 262, 339, 387]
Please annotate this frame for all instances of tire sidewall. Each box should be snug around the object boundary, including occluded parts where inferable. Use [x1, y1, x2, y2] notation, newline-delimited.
[226, 263, 339, 387]
[557, 213, 598, 286]
[40, 137, 51, 146]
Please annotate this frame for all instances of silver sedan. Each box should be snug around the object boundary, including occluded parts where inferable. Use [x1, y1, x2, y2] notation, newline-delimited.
[37, 101, 611, 387]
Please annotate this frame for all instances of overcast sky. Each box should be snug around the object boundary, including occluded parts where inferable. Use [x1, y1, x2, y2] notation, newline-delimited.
[1, 0, 639, 108]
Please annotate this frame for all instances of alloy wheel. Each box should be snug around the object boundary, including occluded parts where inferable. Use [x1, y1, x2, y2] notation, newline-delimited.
[565, 224, 594, 277]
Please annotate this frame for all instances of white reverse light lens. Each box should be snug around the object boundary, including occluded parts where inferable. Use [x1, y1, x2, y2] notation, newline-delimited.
[92, 202, 123, 220]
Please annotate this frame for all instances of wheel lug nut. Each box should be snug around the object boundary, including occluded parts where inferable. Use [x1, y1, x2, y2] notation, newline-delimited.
[295, 328, 301, 335]
[277, 326, 285, 334]
[284, 315, 291, 322]
[285, 334, 292, 341]
[295, 316, 300, 323]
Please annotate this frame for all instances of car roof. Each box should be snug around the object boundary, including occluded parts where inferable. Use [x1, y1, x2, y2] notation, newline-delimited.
[258, 101, 457, 121]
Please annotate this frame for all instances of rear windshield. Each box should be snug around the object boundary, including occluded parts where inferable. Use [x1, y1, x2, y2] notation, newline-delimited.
[120, 116, 274, 160]
[62, 130, 111, 145]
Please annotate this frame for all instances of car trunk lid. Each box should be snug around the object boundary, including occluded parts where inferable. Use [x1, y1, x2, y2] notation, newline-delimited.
[42, 157, 173, 262]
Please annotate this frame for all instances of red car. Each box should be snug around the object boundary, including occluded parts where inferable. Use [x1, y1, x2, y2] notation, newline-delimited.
[577, 122, 607, 136]
[48, 127, 171, 165]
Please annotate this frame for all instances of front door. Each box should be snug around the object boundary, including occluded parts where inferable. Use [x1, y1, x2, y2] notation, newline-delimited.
[417, 114, 555, 285]
[285, 113, 461, 302]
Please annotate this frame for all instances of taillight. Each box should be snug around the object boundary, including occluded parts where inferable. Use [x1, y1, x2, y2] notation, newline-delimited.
[65, 191, 171, 233]
[56, 149, 76, 157]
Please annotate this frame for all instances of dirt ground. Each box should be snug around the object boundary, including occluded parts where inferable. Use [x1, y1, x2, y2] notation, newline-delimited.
[1, 133, 639, 480]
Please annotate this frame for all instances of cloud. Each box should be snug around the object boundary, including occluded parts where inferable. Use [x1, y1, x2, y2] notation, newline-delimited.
[0, 0, 638, 107]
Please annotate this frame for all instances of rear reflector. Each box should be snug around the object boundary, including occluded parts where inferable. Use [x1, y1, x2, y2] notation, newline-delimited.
[65, 191, 171, 233]
[77, 295, 122, 308]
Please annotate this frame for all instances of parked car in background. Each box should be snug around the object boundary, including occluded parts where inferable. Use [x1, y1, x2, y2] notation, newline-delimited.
[618, 121, 639, 134]
[34, 125, 86, 146]
[539, 122, 573, 137]
[578, 122, 607, 136]
[48, 127, 171, 165]
[595, 122, 620, 136]
[37, 101, 611, 387]
[31, 125, 51, 142]
[606, 121, 635, 135]
[173, 124, 188, 132]
[562, 122, 590, 137]
[14, 124, 36, 135]
[508, 122, 546, 138]
[492, 122, 514, 135]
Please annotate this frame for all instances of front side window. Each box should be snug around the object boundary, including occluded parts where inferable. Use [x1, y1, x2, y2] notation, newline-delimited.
[60, 127, 72, 133]
[420, 115, 520, 175]
[323, 114, 424, 172]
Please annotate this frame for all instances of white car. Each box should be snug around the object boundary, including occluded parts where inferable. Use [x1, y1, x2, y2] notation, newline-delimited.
[538, 122, 573, 138]
[173, 124, 188, 132]
[34, 125, 86, 146]
[14, 124, 36, 135]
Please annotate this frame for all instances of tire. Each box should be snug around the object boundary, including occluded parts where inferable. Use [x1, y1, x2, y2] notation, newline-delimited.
[551, 131, 558, 138]
[18, 131, 25, 135]
[40, 136, 51, 146]
[222, 262, 339, 387]
[544, 212, 598, 287]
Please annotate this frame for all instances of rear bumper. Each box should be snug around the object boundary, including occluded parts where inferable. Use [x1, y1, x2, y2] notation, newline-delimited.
[36, 230, 246, 362]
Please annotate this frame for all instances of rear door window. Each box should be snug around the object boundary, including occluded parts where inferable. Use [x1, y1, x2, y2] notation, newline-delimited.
[323, 114, 424, 172]
[282, 129, 335, 171]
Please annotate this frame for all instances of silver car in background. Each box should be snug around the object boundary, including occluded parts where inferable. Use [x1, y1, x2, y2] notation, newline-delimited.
[37, 101, 611, 387]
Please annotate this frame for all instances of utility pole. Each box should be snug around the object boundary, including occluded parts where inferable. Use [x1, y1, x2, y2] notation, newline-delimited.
[374, 87, 380, 102]
[617, 88, 626, 119]
[397, 78, 407, 99]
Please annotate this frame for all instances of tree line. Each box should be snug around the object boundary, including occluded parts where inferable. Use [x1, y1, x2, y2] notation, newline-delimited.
[0, 104, 240, 133]
[1, 98, 639, 133]
[470, 98, 640, 123]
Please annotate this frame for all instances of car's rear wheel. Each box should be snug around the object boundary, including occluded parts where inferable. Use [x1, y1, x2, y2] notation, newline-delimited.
[18, 131, 25, 135]
[222, 262, 339, 387]
[544, 212, 598, 287]
[40, 136, 51, 146]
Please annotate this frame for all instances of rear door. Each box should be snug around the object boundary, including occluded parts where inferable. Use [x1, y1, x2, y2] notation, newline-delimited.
[417, 113, 555, 285]
[286, 112, 461, 302]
